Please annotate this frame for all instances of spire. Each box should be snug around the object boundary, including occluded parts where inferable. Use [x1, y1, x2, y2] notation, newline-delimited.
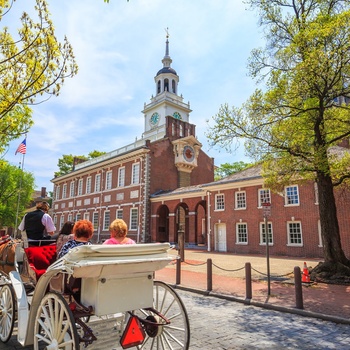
[162, 27, 172, 68]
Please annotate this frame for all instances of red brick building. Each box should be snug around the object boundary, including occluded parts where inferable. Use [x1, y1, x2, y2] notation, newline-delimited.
[151, 163, 350, 258]
[52, 37, 350, 259]
[51, 37, 214, 243]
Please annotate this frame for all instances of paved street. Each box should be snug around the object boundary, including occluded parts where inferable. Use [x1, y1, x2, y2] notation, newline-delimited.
[2, 289, 349, 349]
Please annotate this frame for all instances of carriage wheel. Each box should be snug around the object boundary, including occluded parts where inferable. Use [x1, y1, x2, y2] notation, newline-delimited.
[134, 281, 190, 350]
[34, 292, 79, 350]
[0, 284, 15, 343]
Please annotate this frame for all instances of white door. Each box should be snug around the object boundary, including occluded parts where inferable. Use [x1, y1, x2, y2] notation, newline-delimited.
[215, 223, 227, 252]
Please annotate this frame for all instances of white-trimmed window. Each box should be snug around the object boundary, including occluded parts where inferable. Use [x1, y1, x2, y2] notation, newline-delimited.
[235, 191, 246, 209]
[118, 167, 125, 187]
[258, 189, 271, 207]
[260, 222, 273, 245]
[317, 220, 323, 247]
[55, 186, 60, 200]
[215, 194, 225, 211]
[86, 177, 92, 194]
[287, 221, 303, 246]
[106, 171, 112, 190]
[68, 214, 73, 222]
[77, 179, 83, 196]
[70, 181, 75, 197]
[130, 208, 138, 231]
[95, 174, 101, 192]
[285, 185, 299, 206]
[314, 182, 319, 205]
[236, 223, 248, 244]
[131, 163, 140, 185]
[62, 184, 67, 199]
[83, 212, 89, 221]
[60, 215, 64, 230]
[53, 215, 57, 226]
[116, 209, 123, 219]
[76, 213, 81, 222]
[103, 211, 110, 231]
[92, 212, 99, 231]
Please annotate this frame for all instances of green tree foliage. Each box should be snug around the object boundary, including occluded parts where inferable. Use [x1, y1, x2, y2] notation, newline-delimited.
[207, 1, 350, 268]
[0, 0, 78, 154]
[0, 160, 35, 227]
[215, 161, 252, 180]
[55, 150, 107, 177]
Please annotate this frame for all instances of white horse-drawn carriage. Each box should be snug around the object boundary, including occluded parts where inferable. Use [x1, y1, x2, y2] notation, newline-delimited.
[0, 238, 190, 349]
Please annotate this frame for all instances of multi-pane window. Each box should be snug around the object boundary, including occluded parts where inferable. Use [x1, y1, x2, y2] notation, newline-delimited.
[103, 211, 110, 231]
[86, 177, 92, 194]
[132, 163, 140, 185]
[68, 214, 73, 222]
[116, 209, 123, 219]
[62, 184, 67, 199]
[118, 167, 125, 187]
[60, 215, 64, 230]
[235, 191, 246, 209]
[260, 222, 273, 245]
[288, 222, 303, 245]
[83, 212, 89, 221]
[55, 186, 60, 200]
[285, 185, 299, 205]
[92, 212, 99, 231]
[130, 208, 138, 230]
[77, 179, 83, 196]
[95, 174, 101, 192]
[259, 189, 271, 207]
[106, 171, 112, 190]
[215, 194, 225, 211]
[76, 213, 81, 222]
[70, 181, 75, 197]
[236, 223, 248, 244]
[53, 215, 57, 226]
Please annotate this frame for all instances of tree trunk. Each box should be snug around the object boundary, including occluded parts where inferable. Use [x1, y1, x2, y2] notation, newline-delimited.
[317, 171, 349, 265]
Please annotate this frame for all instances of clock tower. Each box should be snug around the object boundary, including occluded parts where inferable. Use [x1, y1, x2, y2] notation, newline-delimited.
[142, 32, 192, 140]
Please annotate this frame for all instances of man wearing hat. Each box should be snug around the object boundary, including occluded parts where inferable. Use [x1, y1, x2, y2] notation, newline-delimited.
[18, 201, 56, 241]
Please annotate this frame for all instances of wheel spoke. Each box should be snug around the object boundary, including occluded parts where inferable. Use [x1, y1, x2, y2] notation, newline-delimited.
[0, 285, 15, 343]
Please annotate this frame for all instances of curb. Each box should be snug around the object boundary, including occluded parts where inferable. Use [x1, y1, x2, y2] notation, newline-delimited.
[170, 284, 350, 325]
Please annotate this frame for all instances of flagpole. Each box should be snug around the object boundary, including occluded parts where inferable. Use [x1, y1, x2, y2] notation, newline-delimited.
[14, 138, 26, 237]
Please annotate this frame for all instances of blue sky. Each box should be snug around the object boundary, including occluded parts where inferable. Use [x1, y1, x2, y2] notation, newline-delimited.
[3, 0, 263, 192]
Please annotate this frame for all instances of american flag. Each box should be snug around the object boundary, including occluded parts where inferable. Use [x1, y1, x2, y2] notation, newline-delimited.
[15, 138, 26, 155]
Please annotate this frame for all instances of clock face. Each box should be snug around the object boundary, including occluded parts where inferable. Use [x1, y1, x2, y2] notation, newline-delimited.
[183, 145, 195, 162]
[150, 112, 160, 126]
[173, 112, 182, 120]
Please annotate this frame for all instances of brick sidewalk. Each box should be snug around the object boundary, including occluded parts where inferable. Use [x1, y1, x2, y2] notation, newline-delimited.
[155, 249, 350, 322]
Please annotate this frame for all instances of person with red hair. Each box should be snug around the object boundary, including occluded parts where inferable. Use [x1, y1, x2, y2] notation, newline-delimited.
[58, 220, 93, 259]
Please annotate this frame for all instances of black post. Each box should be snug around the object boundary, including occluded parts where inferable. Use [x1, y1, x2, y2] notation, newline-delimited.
[294, 266, 304, 309]
[207, 258, 212, 292]
[245, 262, 252, 300]
[178, 230, 185, 262]
[176, 257, 181, 285]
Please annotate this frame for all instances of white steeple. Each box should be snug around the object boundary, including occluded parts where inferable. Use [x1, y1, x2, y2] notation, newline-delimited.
[142, 30, 192, 138]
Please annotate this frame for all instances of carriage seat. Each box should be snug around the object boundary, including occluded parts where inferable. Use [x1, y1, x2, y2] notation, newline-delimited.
[25, 245, 57, 280]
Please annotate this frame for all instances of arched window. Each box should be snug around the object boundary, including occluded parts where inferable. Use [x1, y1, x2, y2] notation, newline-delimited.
[164, 78, 169, 91]
[157, 80, 161, 94]
[172, 80, 176, 93]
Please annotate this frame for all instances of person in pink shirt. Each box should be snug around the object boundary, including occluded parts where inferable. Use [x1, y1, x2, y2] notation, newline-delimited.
[103, 219, 136, 245]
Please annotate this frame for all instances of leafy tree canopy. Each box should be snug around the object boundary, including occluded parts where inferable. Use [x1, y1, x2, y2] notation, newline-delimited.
[207, 0, 350, 270]
[55, 150, 107, 177]
[0, 0, 78, 154]
[0, 160, 35, 227]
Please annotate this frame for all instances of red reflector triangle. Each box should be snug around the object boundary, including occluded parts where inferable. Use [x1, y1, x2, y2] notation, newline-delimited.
[120, 316, 146, 349]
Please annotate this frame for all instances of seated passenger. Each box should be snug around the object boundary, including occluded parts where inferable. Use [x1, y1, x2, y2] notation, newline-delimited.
[58, 220, 93, 259]
[103, 219, 136, 245]
[56, 221, 74, 256]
